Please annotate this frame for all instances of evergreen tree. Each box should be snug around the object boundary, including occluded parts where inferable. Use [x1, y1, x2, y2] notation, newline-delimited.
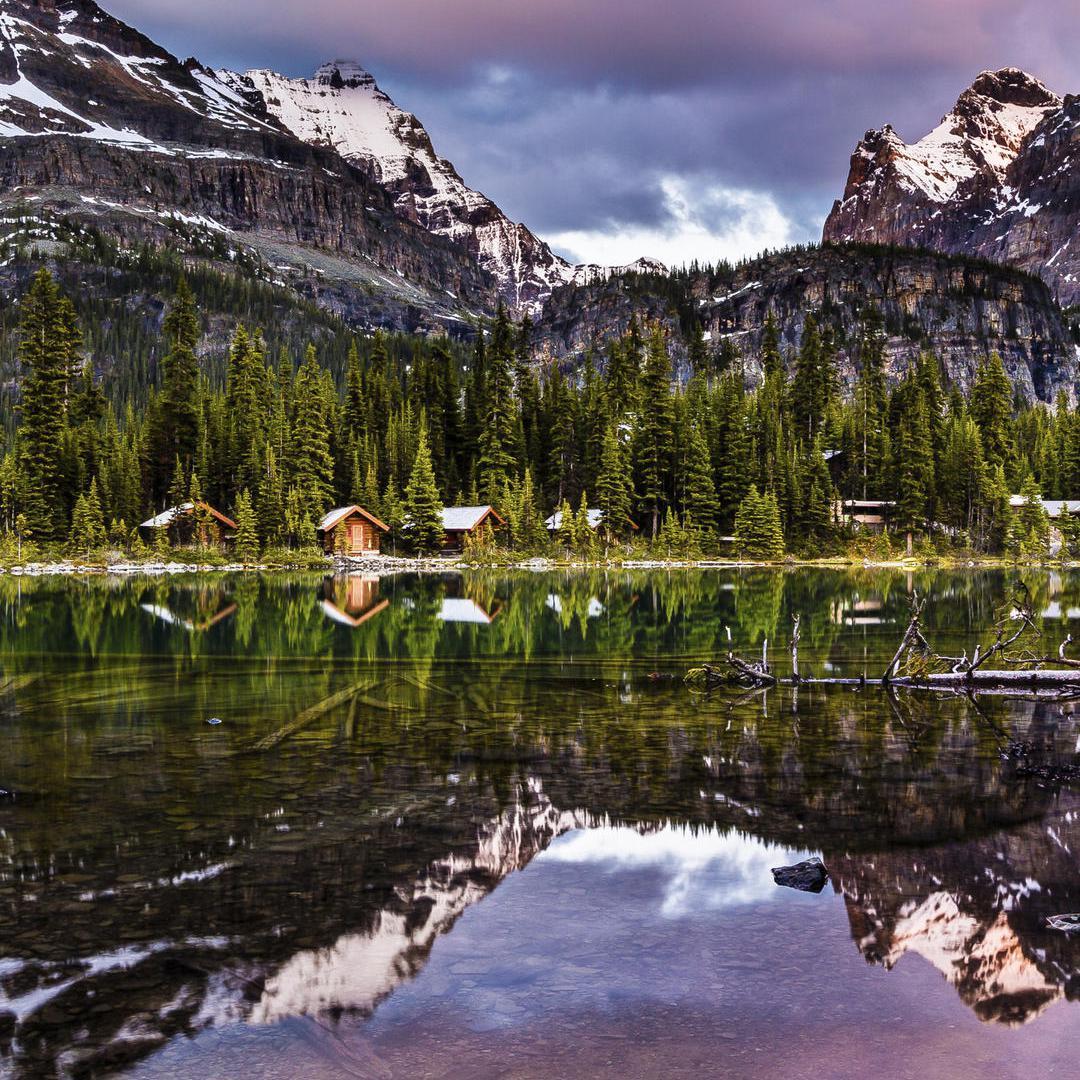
[233, 489, 259, 563]
[595, 423, 633, 540]
[17, 269, 81, 541]
[404, 423, 445, 555]
[69, 477, 106, 558]
[971, 353, 1015, 473]
[681, 420, 721, 535]
[733, 485, 785, 560]
[791, 313, 836, 443]
[760, 312, 782, 379]
[556, 497, 575, 552]
[477, 304, 519, 499]
[633, 324, 674, 538]
[148, 279, 201, 503]
[1011, 472, 1050, 555]
[290, 345, 336, 517]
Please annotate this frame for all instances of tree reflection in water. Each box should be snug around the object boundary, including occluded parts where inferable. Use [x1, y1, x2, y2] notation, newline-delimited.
[2, 568, 1080, 1075]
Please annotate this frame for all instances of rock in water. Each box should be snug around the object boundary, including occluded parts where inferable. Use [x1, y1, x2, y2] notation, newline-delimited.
[772, 858, 829, 893]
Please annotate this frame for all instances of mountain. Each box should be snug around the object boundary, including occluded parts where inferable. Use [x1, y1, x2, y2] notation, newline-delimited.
[536, 243, 1079, 403]
[824, 68, 1080, 307]
[220, 61, 664, 311]
[0, 0, 496, 331]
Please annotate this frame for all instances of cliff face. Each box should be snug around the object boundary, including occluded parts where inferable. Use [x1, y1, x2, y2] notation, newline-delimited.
[824, 67, 1080, 308]
[536, 244, 1079, 403]
[0, 0, 496, 330]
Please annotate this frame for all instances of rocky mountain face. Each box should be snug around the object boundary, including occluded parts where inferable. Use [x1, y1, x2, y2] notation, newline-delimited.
[0, 0, 497, 331]
[536, 243, 1079, 403]
[824, 67, 1080, 308]
[221, 62, 663, 312]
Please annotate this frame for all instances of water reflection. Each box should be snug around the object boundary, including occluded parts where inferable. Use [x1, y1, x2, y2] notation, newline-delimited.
[3, 569, 1080, 1075]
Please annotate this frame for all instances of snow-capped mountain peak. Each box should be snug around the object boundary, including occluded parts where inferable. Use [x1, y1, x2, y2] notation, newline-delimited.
[222, 60, 664, 311]
[823, 66, 1080, 305]
[844, 67, 1060, 206]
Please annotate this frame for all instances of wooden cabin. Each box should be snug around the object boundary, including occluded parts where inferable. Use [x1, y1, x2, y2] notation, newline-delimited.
[835, 499, 896, 533]
[320, 575, 389, 627]
[440, 506, 506, 551]
[317, 506, 390, 556]
[138, 502, 237, 548]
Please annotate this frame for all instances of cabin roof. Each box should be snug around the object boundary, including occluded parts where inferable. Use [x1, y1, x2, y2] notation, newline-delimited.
[318, 505, 390, 533]
[139, 502, 237, 531]
[545, 509, 638, 531]
[441, 505, 505, 531]
[1009, 496, 1080, 517]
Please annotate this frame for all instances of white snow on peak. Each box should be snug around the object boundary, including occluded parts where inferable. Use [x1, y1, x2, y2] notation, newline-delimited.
[862, 70, 1060, 204]
[228, 62, 662, 310]
[875, 890, 1061, 1025]
[0, 10, 270, 147]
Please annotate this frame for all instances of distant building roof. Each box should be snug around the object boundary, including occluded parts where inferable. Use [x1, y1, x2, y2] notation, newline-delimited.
[545, 509, 637, 531]
[317, 505, 390, 533]
[1009, 496, 1080, 518]
[139, 502, 237, 531]
[546, 508, 602, 531]
[441, 506, 504, 531]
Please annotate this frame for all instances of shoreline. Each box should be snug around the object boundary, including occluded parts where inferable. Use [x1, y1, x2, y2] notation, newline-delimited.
[0, 554, 1068, 577]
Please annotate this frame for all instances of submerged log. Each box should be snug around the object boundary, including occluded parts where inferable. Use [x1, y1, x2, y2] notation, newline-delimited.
[687, 589, 1080, 697]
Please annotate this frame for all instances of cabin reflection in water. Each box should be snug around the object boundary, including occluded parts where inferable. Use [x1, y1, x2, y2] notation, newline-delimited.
[320, 575, 389, 627]
[139, 595, 237, 632]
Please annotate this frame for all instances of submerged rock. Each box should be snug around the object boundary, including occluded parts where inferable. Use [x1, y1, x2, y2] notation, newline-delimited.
[772, 857, 829, 893]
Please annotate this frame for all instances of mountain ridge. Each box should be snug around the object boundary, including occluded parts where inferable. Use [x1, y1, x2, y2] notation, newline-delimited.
[825, 66, 1080, 305]
[220, 60, 664, 311]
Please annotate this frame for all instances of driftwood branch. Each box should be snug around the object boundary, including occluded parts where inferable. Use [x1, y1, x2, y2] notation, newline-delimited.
[688, 590, 1080, 696]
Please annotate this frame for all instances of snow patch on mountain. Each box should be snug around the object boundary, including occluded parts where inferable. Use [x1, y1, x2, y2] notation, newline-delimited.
[845, 69, 1060, 207]
[223, 62, 663, 310]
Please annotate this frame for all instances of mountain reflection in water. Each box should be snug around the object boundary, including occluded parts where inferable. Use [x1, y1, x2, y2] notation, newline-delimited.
[3, 568, 1080, 1077]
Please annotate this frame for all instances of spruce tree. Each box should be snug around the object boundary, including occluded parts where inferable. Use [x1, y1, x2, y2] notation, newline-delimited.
[556, 497, 575, 552]
[233, 489, 259, 564]
[760, 312, 782, 379]
[1012, 472, 1050, 554]
[17, 269, 81, 541]
[404, 424, 444, 555]
[477, 305, 519, 500]
[69, 478, 106, 559]
[734, 485, 785, 560]
[682, 421, 721, 535]
[290, 345, 336, 517]
[971, 353, 1015, 473]
[148, 279, 201, 504]
[595, 423, 633, 540]
[633, 324, 674, 538]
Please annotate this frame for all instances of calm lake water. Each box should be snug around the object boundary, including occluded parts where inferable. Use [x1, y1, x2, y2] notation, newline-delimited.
[3, 568, 1080, 1078]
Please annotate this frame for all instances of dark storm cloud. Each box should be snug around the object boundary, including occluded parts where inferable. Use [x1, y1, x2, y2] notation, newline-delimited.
[107, 1, 1080, 264]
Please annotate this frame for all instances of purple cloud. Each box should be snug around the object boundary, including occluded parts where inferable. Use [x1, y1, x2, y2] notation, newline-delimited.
[106, 1, 1080, 265]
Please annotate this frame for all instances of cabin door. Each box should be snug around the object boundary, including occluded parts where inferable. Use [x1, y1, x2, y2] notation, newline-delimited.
[349, 523, 367, 553]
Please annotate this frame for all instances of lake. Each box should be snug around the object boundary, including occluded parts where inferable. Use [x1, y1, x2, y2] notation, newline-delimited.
[2, 567, 1080, 1078]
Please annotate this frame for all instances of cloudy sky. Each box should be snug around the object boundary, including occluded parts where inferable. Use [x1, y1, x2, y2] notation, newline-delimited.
[110, 1, 1080, 268]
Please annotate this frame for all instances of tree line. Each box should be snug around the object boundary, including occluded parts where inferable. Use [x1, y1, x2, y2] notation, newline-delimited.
[0, 268, 1075, 561]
